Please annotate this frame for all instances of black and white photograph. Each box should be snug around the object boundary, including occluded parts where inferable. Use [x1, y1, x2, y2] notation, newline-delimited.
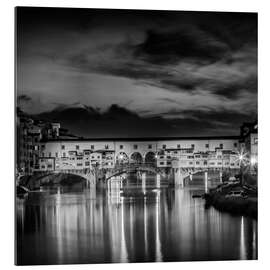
[15, 6, 258, 265]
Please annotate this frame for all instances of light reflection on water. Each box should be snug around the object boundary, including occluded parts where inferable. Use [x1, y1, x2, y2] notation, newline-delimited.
[16, 174, 257, 265]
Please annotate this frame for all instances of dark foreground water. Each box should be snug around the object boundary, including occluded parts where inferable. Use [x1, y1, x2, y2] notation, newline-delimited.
[16, 175, 257, 265]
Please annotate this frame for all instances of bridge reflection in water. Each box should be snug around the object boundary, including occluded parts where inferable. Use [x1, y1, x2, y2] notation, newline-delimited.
[16, 173, 257, 265]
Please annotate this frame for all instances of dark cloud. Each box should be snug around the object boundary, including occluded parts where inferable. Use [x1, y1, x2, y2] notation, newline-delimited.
[18, 94, 32, 102]
[134, 28, 230, 65]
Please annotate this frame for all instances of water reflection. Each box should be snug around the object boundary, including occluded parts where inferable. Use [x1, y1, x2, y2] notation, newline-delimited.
[16, 176, 257, 265]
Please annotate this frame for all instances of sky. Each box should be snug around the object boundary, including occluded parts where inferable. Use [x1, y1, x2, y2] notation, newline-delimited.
[16, 7, 257, 138]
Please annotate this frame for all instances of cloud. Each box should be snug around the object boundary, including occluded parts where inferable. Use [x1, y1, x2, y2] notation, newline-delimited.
[18, 94, 32, 102]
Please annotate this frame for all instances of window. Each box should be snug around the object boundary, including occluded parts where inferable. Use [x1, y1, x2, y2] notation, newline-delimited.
[133, 144, 138, 150]
[148, 144, 152, 149]
[76, 145, 79, 150]
[48, 152, 51, 157]
[167, 156, 171, 159]
[41, 165, 45, 169]
[55, 152, 58, 158]
[91, 145, 94, 150]
[105, 144, 109, 149]
[61, 145, 65, 150]
[203, 161, 208, 165]
[191, 144, 195, 148]
[230, 163, 235, 166]
[41, 144, 45, 150]
[189, 162, 193, 165]
[160, 156, 164, 159]
[254, 138, 258, 144]
[220, 144, 223, 149]
[120, 145, 123, 149]
[234, 142, 238, 148]
[85, 161, 90, 166]
[63, 152, 66, 158]
[42, 152, 45, 157]
[174, 151, 178, 154]
[205, 144, 209, 148]
[47, 164, 52, 169]
[167, 161, 172, 165]
[160, 162, 164, 165]
[177, 144, 180, 149]
[77, 163, 83, 166]
[218, 162, 222, 165]
[77, 157, 83, 160]
[196, 161, 200, 165]
[162, 144, 166, 149]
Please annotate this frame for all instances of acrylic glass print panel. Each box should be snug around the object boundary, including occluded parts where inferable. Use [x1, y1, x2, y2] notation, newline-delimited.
[15, 6, 258, 265]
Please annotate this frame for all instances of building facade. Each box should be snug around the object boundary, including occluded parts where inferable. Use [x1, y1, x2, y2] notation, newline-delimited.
[37, 136, 241, 172]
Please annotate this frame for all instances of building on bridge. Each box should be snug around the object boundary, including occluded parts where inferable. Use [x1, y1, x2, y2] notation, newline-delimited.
[36, 136, 241, 172]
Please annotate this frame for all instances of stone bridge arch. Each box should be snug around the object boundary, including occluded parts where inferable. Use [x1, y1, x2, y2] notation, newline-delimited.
[116, 152, 129, 165]
[144, 151, 156, 164]
[130, 152, 143, 164]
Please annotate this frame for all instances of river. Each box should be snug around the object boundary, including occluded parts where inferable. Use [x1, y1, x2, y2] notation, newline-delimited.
[16, 173, 257, 265]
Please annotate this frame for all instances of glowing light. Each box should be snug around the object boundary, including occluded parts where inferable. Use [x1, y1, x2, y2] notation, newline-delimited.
[251, 156, 257, 165]
[119, 154, 123, 160]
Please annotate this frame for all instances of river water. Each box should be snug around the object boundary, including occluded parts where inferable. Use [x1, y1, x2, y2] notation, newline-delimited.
[16, 174, 257, 265]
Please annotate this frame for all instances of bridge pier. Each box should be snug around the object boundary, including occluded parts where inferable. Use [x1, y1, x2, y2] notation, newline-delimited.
[204, 171, 208, 193]
[142, 172, 146, 191]
[156, 174, 160, 188]
[219, 171, 223, 183]
[174, 169, 184, 188]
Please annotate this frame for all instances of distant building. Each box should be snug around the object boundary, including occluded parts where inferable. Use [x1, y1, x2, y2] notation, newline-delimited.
[240, 121, 258, 169]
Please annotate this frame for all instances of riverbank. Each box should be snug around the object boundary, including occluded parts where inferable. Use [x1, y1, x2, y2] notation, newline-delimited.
[205, 186, 257, 219]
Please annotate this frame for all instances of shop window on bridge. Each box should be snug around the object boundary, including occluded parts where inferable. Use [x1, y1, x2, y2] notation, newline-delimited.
[120, 145, 123, 149]
[91, 145, 94, 150]
[148, 144, 152, 149]
[42, 152, 45, 157]
[133, 144, 138, 150]
[76, 145, 79, 150]
[55, 152, 58, 158]
[234, 142, 238, 147]
[162, 144, 166, 149]
[105, 144, 109, 149]
[191, 144, 195, 148]
[220, 144, 223, 149]
[177, 144, 180, 149]
[48, 152, 51, 157]
[205, 144, 209, 148]
[61, 145, 65, 150]
[63, 152, 66, 158]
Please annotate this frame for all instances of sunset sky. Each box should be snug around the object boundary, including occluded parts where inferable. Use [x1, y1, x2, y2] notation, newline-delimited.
[16, 7, 257, 138]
